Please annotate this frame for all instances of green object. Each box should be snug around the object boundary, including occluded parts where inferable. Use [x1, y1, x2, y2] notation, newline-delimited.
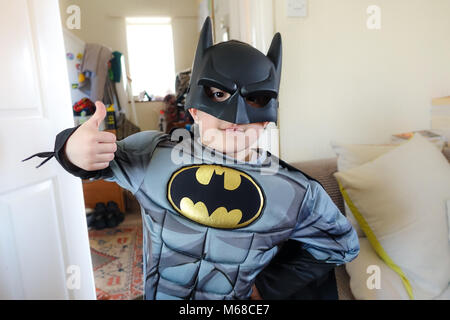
[110, 51, 123, 83]
[108, 67, 114, 81]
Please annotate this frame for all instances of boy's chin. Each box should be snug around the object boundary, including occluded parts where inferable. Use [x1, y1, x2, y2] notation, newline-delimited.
[202, 142, 247, 155]
[220, 146, 249, 155]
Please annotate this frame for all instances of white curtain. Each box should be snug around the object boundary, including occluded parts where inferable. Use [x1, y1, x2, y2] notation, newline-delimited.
[226, 0, 274, 53]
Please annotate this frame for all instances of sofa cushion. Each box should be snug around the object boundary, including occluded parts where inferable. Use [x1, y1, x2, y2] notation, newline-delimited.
[292, 145, 450, 300]
[334, 134, 450, 299]
[330, 142, 397, 237]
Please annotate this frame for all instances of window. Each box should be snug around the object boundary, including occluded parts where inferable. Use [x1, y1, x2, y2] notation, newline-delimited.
[126, 17, 176, 97]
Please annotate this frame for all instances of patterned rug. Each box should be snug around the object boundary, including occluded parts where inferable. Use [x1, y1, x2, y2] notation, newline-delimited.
[89, 223, 143, 300]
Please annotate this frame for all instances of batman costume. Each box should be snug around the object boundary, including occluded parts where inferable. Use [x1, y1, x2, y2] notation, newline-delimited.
[26, 17, 359, 300]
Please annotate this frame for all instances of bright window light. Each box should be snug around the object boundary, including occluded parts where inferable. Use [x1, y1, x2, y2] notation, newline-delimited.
[126, 17, 175, 97]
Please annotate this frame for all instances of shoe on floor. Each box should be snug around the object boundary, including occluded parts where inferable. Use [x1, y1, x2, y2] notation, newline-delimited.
[106, 201, 125, 226]
[105, 208, 118, 228]
[93, 202, 108, 230]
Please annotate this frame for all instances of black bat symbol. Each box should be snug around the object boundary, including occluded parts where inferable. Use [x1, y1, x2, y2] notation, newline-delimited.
[168, 165, 264, 226]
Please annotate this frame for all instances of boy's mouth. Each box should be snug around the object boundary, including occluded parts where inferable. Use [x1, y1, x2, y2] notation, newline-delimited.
[221, 125, 245, 133]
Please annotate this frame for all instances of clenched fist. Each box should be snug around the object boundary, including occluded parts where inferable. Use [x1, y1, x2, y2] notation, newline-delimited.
[64, 101, 117, 171]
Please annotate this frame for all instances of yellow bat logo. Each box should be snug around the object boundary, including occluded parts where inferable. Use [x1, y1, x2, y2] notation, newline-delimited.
[167, 164, 265, 229]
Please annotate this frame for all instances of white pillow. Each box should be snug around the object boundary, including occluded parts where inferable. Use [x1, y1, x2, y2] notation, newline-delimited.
[346, 238, 450, 300]
[334, 133, 450, 299]
[346, 238, 410, 299]
[330, 141, 397, 237]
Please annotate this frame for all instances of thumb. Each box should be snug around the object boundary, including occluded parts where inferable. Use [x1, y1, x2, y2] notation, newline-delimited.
[87, 101, 107, 129]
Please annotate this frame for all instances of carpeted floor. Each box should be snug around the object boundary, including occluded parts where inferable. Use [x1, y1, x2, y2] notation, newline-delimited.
[88, 211, 144, 300]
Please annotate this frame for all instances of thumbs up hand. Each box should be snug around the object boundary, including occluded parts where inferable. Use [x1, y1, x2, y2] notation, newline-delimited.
[64, 101, 117, 171]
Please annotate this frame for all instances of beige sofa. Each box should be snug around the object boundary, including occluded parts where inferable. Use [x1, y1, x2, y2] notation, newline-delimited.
[292, 146, 450, 300]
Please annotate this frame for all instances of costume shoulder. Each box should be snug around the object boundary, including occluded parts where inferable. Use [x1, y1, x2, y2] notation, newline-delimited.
[277, 157, 325, 188]
[266, 151, 325, 189]
[116, 130, 169, 155]
[109, 130, 169, 193]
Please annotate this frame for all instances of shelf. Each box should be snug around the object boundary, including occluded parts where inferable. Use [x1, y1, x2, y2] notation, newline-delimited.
[432, 96, 450, 106]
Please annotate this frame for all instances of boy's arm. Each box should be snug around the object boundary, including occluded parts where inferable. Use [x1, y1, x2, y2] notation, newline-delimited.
[54, 126, 114, 180]
[289, 179, 360, 265]
[26, 102, 168, 194]
[54, 126, 168, 194]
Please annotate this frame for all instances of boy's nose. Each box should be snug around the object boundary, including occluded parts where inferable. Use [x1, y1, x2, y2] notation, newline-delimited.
[234, 96, 250, 124]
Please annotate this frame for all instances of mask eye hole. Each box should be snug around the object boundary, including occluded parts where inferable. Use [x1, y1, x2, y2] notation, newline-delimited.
[204, 86, 231, 103]
[245, 94, 272, 108]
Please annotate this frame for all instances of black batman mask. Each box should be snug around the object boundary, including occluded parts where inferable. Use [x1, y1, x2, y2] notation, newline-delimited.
[185, 17, 282, 124]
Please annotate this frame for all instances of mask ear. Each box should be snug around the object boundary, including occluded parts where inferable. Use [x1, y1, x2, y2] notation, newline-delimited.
[194, 16, 214, 61]
[267, 32, 282, 73]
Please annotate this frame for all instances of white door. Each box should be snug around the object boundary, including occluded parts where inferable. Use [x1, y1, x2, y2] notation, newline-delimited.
[0, 0, 96, 299]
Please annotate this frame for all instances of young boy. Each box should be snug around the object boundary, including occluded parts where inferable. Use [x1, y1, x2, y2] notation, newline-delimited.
[28, 17, 359, 300]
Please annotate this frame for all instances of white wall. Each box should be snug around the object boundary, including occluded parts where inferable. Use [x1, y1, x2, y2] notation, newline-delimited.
[274, 0, 450, 162]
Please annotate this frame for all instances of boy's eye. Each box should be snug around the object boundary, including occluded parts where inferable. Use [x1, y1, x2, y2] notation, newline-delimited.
[245, 95, 271, 108]
[204, 87, 231, 102]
